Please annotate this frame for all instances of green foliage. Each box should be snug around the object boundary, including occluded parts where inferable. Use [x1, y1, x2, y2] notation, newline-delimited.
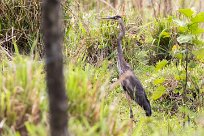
[25, 122, 47, 136]
[176, 8, 204, 42]
[149, 17, 174, 64]
[150, 8, 204, 64]
[1, 1, 204, 136]
[153, 77, 165, 85]
[152, 85, 166, 100]
[177, 35, 193, 44]
[155, 59, 168, 71]
[178, 8, 195, 17]
[173, 8, 204, 106]
[192, 12, 204, 23]
[193, 48, 204, 62]
[1, 53, 204, 135]
[0, 0, 41, 53]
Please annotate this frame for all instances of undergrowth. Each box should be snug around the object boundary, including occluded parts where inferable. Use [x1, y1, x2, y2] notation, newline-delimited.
[0, 0, 204, 136]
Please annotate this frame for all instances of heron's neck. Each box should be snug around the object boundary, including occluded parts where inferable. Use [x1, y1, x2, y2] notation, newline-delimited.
[117, 39, 123, 60]
[117, 19, 125, 62]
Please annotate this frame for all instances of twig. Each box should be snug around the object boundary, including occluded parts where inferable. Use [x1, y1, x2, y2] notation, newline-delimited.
[109, 70, 132, 90]
[0, 46, 13, 60]
[99, 0, 118, 14]
[0, 36, 16, 45]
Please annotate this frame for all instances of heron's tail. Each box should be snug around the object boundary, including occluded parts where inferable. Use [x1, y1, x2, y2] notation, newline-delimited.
[135, 94, 152, 116]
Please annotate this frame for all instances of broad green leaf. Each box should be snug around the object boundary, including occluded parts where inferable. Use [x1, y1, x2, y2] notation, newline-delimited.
[179, 8, 195, 17]
[178, 26, 188, 33]
[155, 60, 168, 71]
[189, 23, 204, 34]
[191, 12, 204, 23]
[152, 86, 166, 100]
[177, 35, 193, 44]
[153, 77, 165, 85]
[161, 31, 170, 38]
[192, 28, 204, 34]
[188, 23, 198, 31]
[175, 53, 183, 59]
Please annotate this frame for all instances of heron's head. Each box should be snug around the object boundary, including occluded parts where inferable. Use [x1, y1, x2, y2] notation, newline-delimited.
[102, 15, 122, 21]
[102, 15, 125, 36]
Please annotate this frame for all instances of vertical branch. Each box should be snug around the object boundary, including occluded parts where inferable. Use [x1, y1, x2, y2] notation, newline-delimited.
[164, 0, 172, 17]
[164, 0, 168, 17]
[181, 0, 186, 8]
[42, 0, 68, 136]
[132, 0, 137, 9]
[97, 0, 100, 14]
[140, 0, 144, 17]
[163, 0, 172, 17]
[110, 0, 118, 8]
[184, 45, 188, 100]
[158, 0, 161, 17]
[133, 0, 143, 16]
[168, 0, 172, 15]
[183, 44, 190, 126]
[199, 0, 202, 12]
[99, 0, 117, 14]
[121, 0, 126, 16]
[151, 0, 157, 18]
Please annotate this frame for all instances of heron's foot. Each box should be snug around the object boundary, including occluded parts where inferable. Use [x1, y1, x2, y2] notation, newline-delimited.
[129, 110, 137, 123]
[132, 119, 138, 123]
[130, 109, 133, 119]
[130, 113, 133, 119]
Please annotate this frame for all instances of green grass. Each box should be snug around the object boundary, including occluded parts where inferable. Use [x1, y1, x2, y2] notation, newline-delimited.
[1, 54, 204, 136]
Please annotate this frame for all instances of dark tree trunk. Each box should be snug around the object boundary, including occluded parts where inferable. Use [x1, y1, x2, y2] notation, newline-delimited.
[42, 0, 68, 136]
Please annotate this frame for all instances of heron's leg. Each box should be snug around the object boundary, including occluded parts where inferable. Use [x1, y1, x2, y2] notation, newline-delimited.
[125, 91, 133, 119]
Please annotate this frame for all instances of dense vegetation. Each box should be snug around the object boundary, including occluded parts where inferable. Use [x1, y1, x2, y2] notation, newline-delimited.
[0, 0, 204, 135]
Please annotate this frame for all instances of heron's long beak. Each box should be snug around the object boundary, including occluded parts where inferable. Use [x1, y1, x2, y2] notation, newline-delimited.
[101, 16, 115, 20]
